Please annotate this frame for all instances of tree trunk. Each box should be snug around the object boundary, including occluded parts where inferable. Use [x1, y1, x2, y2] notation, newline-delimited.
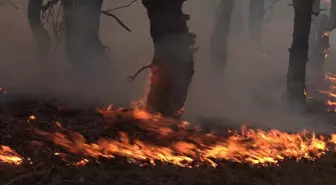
[209, 0, 234, 75]
[63, 0, 111, 78]
[142, 0, 196, 118]
[329, 0, 336, 30]
[286, 0, 314, 106]
[249, 0, 265, 47]
[28, 0, 51, 62]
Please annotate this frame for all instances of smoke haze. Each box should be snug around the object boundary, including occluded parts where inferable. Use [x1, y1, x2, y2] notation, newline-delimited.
[0, 0, 335, 132]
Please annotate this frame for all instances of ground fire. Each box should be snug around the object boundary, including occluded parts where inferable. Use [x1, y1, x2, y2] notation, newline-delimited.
[1, 104, 336, 168]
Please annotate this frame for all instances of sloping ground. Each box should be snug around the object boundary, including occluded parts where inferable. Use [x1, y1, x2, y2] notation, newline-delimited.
[0, 96, 336, 185]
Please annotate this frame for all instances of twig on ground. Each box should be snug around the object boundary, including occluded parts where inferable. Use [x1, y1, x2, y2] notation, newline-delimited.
[106, 0, 139, 12]
[101, 10, 131, 32]
[127, 64, 152, 82]
[5, 168, 51, 185]
[52, 180, 95, 185]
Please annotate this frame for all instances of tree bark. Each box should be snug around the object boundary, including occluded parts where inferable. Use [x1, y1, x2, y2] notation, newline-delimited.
[209, 0, 234, 75]
[142, 0, 196, 118]
[63, 0, 111, 78]
[28, 0, 51, 62]
[286, 0, 314, 105]
[249, 0, 265, 46]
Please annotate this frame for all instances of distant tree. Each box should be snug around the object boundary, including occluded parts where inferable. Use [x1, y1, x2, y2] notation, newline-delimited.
[28, 0, 51, 63]
[249, 0, 265, 49]
[142, 0, 196, 117]
[63, 0, 111, 78]
[209, 0, 234, 75]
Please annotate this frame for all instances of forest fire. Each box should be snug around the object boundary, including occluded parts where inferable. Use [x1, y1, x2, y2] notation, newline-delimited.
[0, 146, 23, 165]
[23, 105, 335, 168]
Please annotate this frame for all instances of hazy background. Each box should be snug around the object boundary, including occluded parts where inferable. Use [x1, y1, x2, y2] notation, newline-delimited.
[0, 0, 335, 132]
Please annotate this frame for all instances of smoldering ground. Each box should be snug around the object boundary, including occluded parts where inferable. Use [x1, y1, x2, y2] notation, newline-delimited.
[0, 0, 334, 132]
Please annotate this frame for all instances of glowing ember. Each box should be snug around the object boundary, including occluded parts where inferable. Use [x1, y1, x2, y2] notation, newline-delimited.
[0, 145, 23, 165]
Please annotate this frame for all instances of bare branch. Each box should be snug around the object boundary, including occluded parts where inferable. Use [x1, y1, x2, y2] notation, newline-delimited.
[101, 10, 131, 32]
[106, 0, 139, 12]
[127, 64, 152, 82]
[41, 0, 60, 13]
[6, 0, 20, 10]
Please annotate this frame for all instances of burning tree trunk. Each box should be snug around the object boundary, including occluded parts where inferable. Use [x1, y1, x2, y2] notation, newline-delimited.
[28, 0, 51, 62]
[209, 0, 234, 74]
[142, 0, 196, 117]
[286, 0, 314, 106]
[249, 0, 265, 47]
[63, 0, 111, 77]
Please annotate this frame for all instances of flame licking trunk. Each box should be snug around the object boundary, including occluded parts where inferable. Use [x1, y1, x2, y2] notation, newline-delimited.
[142, 0, 196, 118]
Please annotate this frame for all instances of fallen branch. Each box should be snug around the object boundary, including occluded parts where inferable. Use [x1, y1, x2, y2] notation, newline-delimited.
[127, 64, 152, 82]
[106, 0, 139, 12]
[101, 10, 131, 32]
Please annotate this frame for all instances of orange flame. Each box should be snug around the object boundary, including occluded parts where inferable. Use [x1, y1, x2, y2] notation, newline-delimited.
[35, 109, 336, 167]
[0, 145, 23, 165]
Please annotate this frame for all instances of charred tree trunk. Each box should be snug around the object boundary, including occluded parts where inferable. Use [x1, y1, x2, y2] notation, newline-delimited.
[209, 0, 234, 74]
[249, 0, 265, 47]
[286, 0, 314, 106]
[63, 0, 111, 78]
[142, 0, 196, 118]
[28, 0, 51, 62]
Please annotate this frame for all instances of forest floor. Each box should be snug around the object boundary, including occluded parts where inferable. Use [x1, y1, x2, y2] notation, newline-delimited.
[0, 94, 336, 185]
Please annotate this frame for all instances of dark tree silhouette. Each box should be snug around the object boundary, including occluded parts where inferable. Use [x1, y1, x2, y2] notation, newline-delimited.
[287, 0, 314, 106]
[142, 0, 196, 117]
[209, 0, 234, 75]
[63, 0, 111, 78]
[28, 0, 51, 62]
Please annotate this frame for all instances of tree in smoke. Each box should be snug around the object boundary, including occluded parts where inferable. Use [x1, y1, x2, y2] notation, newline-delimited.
[28, 0, 51, 62]
[141, 0, 196, 117]
[63, 0, 111, 78]
[286, 0, 314, 106]
[249, 0, 265, 50]
[209, 0, 234, 75]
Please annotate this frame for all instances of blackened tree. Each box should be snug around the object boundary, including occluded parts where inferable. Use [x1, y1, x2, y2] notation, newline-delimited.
[142, 0, 196, 117]
[286, 0, 314, 106]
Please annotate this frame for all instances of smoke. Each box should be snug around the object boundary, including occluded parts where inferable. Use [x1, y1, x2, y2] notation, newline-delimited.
[0, 0, 334, 132]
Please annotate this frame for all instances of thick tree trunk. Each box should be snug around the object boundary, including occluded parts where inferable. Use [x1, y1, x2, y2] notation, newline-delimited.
[249, 0, 265, 47]
[63, 0, 111, 78]
[209, 0, 234, 75]
[286, 0, 314, 106]
[142, 0, 195, 118]
[28, 0, 51, 62]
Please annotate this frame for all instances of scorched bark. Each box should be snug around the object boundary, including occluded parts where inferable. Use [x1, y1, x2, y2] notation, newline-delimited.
[209, 0, 234, 75]
[286, 0, 314, 105]
[142, 0, 196, 117]
[63, 0, 111, 78]
[28, 0, 51, 62]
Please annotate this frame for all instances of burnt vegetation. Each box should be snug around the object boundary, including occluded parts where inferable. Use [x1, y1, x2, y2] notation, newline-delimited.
[2, 0, 336, 185]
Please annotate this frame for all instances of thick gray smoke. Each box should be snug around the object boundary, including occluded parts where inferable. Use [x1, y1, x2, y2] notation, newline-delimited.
[0, 0, 335, 132]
